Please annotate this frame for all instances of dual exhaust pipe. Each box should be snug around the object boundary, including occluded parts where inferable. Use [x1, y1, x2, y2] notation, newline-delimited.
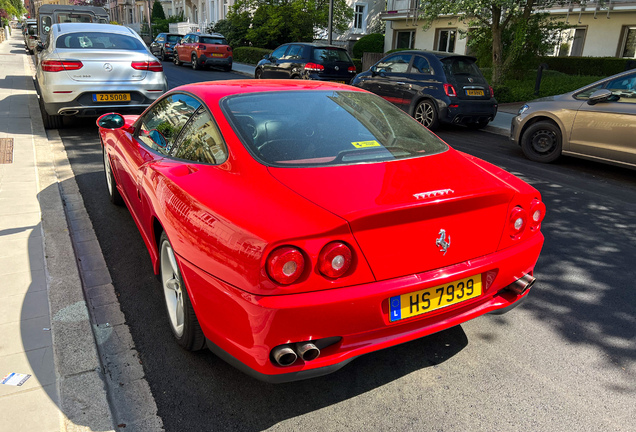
[508, 273, 536, 295]
[271, 341, 320, 367]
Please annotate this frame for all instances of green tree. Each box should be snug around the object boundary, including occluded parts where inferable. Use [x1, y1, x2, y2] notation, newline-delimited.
[0, 0, 26, 19]
[151, 0, 166, 21]
[420, 0, 573, 84]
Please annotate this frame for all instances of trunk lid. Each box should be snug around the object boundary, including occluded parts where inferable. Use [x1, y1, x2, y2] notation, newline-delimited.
[441, 56, 491, 101]
[55, 49, 148, 82]
[268, 150, 514, 281]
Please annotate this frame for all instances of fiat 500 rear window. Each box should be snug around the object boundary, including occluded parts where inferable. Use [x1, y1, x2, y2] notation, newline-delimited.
[56, 32, 146, 50]
[222, 90, 448, 167]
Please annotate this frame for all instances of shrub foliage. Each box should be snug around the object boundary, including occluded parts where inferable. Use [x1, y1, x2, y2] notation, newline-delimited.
[352, 33, 384, 58]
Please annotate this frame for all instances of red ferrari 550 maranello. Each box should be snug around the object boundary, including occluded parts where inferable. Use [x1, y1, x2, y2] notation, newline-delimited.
[97, 80, 545, 383]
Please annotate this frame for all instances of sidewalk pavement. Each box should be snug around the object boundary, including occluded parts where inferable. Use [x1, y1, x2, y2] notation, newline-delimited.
[1, 32, 163, 432]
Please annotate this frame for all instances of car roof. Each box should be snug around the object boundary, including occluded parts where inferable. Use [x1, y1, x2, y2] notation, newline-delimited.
[174, 79, 364, 103]
[281, 42, 346, 50]
[54, 23, 137, 36]
[390, 50, 477, 62]
[187, 33, 226, 38]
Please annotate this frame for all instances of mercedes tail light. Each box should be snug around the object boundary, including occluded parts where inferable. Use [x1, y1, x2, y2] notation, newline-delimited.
[318, 242, 353, 279]
[304, 62, 324, 72]
[508, 206, 528, 239]
[348, 65, 356, 74]
[444, 83, 457, 97]
[131, 61, 163, 72]
[529, 199, 546, 231]
[41, 60, 83, 72]
[267, 246, 305, 285]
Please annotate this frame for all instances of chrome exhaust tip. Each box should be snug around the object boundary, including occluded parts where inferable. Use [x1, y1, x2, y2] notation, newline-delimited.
[295, 342, 320, 362]
[508, 274, 536, 295]
[59, 109, 79, 116]
[271, 345, 297, 367]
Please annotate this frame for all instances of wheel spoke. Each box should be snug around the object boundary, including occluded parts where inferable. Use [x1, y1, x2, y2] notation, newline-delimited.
[166, 246, 180, 276]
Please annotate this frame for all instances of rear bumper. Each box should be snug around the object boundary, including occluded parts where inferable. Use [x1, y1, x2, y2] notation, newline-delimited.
[41, 90, 162, 116]
[442, 99, 498, 125]
[179, 232, 544, 382]
[200, 54, 232, 67]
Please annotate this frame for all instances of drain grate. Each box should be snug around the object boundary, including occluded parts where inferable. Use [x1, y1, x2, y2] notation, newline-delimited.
[0, 138, 14, 164]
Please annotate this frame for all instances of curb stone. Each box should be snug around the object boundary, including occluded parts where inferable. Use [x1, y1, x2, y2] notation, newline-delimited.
[26, 55, 164, 432]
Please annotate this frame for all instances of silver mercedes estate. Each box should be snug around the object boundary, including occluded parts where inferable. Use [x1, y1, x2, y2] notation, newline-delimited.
[35, 23, 168, 129]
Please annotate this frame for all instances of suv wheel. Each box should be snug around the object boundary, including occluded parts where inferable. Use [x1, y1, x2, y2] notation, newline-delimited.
[173, 53, 182, 66]
[255, 67, 262, 79]
[161, 50, 167, 62]
[38, 97, 63, 129]
[521, 121, 562, 163]
[414, 100, 439, 131]
[191, 54, 200, 70]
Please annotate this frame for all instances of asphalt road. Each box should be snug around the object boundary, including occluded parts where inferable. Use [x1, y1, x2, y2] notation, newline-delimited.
[55, 65, 636, 431]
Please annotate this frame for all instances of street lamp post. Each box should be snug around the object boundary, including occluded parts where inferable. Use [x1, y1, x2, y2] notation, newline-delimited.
[328, 0, 333, 45]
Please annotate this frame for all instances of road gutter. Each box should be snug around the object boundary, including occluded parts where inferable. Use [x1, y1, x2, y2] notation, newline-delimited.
[26, 56, 163, 431]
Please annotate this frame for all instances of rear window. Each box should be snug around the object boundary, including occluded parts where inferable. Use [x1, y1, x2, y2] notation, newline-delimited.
[166, 35, 181, 42]
[441, 58, 483, 79]
[56, 32, 146, 50]
[222, 90, 447, 167]
[312, 48, 352, 63]
[56, 13, 93, 24]
[200, 36, 228, 45]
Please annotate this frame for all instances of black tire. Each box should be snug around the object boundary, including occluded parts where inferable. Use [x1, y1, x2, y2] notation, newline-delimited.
[159, 232, 206, 351]
[38, 97, 63, 129]
[255, 67, 262, 79]
[520, 121, 563, 163]
[414, 99, 440, 131]
[191, 54, 200, 70]
[466, 120, 489, 129]
[161, 50, 167, 62]
[102, 146, 124, 206]
[173, 53, 182, 66]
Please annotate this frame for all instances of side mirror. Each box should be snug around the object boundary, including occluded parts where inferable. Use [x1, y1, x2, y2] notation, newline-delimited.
[263, 53, 271, 60]
[587, 89, 612, 105]
[371, 66, 377, 76]
[96, 113, 125, 129]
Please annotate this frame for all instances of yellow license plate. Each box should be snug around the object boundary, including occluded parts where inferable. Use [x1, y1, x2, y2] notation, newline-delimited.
[466, 89, 484, 96]
[212, 53, 223, 57]
[333, 80, 345, 84]
[93, 93, 131, 102]
[388, 275, 482, 322]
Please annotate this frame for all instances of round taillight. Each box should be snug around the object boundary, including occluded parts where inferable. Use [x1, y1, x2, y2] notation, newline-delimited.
[318, 242, 352, 279]
[529, 200, 546, 230]
[509, 206, 528, 239]
[266, 246, 305, 285]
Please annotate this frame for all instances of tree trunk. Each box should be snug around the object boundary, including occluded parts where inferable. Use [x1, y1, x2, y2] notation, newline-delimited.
[491, 6, 503, 85]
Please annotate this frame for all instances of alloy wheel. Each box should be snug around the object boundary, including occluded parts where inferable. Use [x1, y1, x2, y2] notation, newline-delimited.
[415, 102, 434, 128]
[161, 241, 185, 337]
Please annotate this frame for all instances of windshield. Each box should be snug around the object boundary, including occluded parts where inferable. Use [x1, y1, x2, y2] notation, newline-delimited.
[222, 91, 448, 167]
[200, 36, 228, 45]
[56, 32, 146, 50]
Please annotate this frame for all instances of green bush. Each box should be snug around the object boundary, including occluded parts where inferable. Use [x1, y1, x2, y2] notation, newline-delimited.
[536, 56, 635, 76]
[233, 47, 272, 65]
[352, 58, 362, 74]
[352, 33, 384, 58]
[495, 73, 605, 103]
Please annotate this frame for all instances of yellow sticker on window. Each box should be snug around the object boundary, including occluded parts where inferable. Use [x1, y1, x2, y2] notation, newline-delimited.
[352, 140, 381, 148]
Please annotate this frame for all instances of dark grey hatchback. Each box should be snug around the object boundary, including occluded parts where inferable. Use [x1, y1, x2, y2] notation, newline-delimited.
[150, 33, 183, 61]
[351, 51, 497, 131]
[255, 43, 357, 84]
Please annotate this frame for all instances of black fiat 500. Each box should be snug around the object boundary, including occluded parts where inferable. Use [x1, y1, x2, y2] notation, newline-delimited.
[255, 43, 357, 84]
[352, 51, 497, 131]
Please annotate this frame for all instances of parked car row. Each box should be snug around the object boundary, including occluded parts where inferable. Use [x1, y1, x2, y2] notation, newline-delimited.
[150, 32, 233, 71]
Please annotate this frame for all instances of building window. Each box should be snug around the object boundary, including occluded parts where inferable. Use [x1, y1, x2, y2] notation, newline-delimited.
[395, 30, 415, 49]
[436, 29, 456, 53]
[354, 4, 366, 32]
[570, 28, 586, 56]
[620, 26, 636, 58]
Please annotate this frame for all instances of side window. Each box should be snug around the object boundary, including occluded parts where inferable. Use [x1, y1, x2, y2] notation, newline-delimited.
[271, 45, 288, 60]
[284, 45, 302, 60]
[376, 54, 412, 74]
[137, 94, 201, 155]
[411, 56, 432, 74]
[606, 74, 636, 103]
[193, 36, 199, 43]
[157, 37, 165, 42]
[172, 108, 228, 164]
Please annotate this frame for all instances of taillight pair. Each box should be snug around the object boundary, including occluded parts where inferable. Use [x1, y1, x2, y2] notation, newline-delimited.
[266, 242, 353, 285]
[508, 199, 545, 239]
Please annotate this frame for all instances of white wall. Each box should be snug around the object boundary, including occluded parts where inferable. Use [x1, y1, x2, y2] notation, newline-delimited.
[385, 16, 470, 54]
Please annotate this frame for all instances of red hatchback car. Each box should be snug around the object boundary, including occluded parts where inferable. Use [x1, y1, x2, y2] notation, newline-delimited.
[97, 80, 545, 382]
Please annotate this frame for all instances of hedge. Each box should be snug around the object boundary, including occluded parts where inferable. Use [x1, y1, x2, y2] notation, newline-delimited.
[352, 33, 384, 59]
[352, 58, 362, 73]
[233, 47, 273, 65]
[535, 56, 636, 76]
[493, 72, 605, 103]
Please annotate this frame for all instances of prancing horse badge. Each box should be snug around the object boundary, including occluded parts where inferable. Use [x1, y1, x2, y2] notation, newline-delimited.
[436, 229, 451, 255]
